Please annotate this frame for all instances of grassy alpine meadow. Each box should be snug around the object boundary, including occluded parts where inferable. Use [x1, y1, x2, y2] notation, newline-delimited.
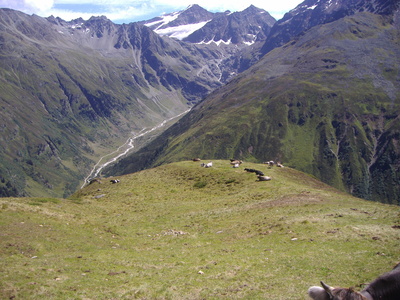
[0, 160, 399, 299]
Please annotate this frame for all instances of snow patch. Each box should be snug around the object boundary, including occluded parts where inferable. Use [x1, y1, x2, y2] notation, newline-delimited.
[197, 38, 232, 46]
[325, 0, 338, 9]
[145, 11, 180, 31]
[215, 38, 231, 46]
[308, 0, 321, 10]
[244, 34, 257, 45]
[244, 40, 255, 46]
[154, 20, 210, 40]
[69, 23, 84, 29]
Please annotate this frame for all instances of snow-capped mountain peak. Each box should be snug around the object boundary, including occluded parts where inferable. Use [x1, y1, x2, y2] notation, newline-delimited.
[141, 4, 276, 45]
[144, 11, 180, 31]
[152, 20, 211, 40]
[142, 4, 214, 40]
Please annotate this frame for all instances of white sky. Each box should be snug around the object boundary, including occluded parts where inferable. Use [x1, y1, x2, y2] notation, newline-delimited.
[0, 0, 304, 23]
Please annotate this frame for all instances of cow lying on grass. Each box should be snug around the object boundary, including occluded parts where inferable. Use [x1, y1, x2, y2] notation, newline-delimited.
[257, 175, 271, 181]
[201, 162, 213, 168]
[308, 263, 400, 300]
[244, 168, 264, 176]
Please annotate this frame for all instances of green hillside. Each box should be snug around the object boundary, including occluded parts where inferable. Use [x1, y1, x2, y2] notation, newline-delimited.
[108, 12, 400, 204]
[1, 161, 399, 299]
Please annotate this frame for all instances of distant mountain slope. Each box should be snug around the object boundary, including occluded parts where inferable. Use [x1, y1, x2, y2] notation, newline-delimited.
[140, 4, 276, 81]
[182, 5, 276, 46]
[261, 0, 399, 55]
[0, 5, 280, 198]
[107, 10, 400, 204]
[0, 8, 235, 197]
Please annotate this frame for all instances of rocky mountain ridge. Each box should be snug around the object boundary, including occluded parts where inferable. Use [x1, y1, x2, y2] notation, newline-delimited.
[140, 4, 218, 40]
[140, 4, 276, 46]
[140, 4, 277, 79]
[261, 0, 399, 55]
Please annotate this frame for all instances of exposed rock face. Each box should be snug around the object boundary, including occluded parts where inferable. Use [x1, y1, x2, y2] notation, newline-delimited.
[141, 4, 275, 45]
[182, 5, 276, 45]
[140, 4, 276, 81]
[261, 0, 399, 55]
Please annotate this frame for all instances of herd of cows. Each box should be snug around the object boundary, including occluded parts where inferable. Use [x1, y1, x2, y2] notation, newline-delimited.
[99, 158, 399, 299]
[196, 158, 282, 181]
[194, 158, 399, 299]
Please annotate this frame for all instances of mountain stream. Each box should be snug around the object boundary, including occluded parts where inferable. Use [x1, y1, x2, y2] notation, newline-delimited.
[81, 109, 190, 188]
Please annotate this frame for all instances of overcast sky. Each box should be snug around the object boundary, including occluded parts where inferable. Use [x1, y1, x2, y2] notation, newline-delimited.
[0, 0, 304, 23]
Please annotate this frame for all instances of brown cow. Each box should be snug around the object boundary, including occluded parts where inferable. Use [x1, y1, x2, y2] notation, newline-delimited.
[308, 263, 400, 300]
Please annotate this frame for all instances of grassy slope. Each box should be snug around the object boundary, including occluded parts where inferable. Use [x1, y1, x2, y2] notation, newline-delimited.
[1, 160, 399, 299]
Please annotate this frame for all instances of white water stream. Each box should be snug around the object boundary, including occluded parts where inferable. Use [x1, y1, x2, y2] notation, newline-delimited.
[81, 109, 190, 188]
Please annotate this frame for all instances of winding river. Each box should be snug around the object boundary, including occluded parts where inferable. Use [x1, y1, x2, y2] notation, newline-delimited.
[81, 109, 190, 188]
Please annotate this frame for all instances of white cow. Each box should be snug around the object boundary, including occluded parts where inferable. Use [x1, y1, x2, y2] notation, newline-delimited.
[201, 162, 213, 168]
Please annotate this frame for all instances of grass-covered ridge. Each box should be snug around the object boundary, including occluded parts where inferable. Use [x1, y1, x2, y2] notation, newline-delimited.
[1, 160, 399, 299]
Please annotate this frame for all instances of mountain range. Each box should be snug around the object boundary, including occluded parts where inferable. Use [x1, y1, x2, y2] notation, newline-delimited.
[106, 0, 400, 204]
[0, 0, 399, 203]
[141, 4, 275, 45]
[0, 4, 274, 197]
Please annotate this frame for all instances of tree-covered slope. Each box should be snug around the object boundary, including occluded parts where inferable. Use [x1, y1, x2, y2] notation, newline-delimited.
[107, 12, 400, 204]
